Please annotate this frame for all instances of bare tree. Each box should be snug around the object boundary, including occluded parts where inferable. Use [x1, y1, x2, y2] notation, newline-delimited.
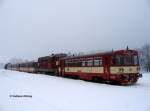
[139, 44, 150, 72]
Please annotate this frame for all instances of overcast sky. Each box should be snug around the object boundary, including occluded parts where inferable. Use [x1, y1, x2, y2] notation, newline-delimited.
[0, 0, 150, 63]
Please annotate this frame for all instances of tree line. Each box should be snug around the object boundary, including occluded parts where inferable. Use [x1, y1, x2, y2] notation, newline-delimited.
[139, 44, 150, 72]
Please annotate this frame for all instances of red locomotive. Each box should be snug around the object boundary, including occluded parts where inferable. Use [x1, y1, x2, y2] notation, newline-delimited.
[5, 49, 142, 85]
[38, 53, 67, 75]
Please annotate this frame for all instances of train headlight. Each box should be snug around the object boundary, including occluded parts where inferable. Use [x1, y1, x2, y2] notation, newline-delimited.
[138, 73, 142, 78]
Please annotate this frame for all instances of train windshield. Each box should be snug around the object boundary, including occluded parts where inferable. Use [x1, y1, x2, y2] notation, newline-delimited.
[112, 55, 139, 65]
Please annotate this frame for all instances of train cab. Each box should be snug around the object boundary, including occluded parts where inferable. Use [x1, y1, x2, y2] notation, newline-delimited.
[110, 50, 142, 84]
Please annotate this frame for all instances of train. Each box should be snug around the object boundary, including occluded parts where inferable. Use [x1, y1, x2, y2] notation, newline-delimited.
[5, 49, 142, 85]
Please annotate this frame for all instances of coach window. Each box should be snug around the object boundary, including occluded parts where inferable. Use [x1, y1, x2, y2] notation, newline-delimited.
[75, 60, 82, 67]
[100, 59, 102, 65]
[65, 60, 69, 66]
[113, 55, 121, 65]
[134, 55, 139, 65]
[82, 61, 86, 66]
[94, 60, 99, 66]
[87, 60, 93, 66]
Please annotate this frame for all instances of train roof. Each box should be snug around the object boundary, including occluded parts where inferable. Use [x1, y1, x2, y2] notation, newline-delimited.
[62, 49, 138, 60]
[38, 53, 67, 60]
[9, 61, 38, 66]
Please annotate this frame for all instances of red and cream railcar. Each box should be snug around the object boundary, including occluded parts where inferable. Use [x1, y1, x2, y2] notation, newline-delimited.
[59, 50, 142, 85]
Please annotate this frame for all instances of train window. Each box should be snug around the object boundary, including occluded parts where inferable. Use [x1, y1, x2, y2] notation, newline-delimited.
[65, 60, 68, 66]
[65, 60, 70, 66]
[94, 60, 99, 66]
[112, 55, 116, 65]
[112, 55, 121, 65]
[74, 60, 82, 67]
[94, 58, 102, 66]
[87, 60, 93, 66]
[100, 59, 102, 65]
[82, 61, 86, 66]
[65, 59, 82, 67]
[123, 55, 138, 65]
[112, 55, 139, 65]
[120, 56, 124, 65]
[134, 55, 139, 65]
[116, 56, 121, 65]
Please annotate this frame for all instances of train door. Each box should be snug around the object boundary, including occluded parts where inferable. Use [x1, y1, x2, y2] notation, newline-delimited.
[58, 60, 65, 76]
[103, 56, 110, 80]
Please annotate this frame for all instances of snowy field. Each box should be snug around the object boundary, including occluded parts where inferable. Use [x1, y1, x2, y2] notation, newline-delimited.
[0, 69, 150, 111]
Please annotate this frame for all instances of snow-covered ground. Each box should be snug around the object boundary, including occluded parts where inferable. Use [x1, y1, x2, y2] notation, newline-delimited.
[0, 69, 150, 111]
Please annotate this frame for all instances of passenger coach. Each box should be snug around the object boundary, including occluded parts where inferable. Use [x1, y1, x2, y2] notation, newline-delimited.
[59, 49, 142, 85]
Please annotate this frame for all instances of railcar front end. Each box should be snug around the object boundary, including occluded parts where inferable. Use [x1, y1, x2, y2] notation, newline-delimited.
[110, 50, 142, 85]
